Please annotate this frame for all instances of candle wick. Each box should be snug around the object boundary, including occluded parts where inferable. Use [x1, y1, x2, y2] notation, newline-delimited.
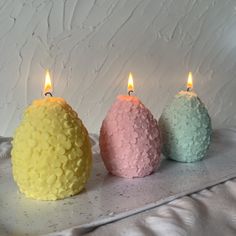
[128, 90, 133, 96]
[187, 87, 191, 92]
[44, 92, 53, 97]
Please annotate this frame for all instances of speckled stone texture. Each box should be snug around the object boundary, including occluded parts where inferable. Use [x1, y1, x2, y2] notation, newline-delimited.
[11, 97, 92, 201]
[99, 95, 161, 178]
[159, 91, 212, 162]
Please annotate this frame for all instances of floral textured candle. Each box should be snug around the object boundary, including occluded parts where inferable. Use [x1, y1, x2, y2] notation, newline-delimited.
[99, 73, 161, 178]
[159, 72, 212, 162]
[11, 70, 92, 200]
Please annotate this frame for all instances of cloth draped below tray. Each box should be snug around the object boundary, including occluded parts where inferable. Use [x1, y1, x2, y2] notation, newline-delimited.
[0, 129, 236, 236]
[85, 178, 236, 236]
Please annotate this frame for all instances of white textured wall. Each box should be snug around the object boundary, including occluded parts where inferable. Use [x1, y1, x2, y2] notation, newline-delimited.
[0, 0, 236, 136]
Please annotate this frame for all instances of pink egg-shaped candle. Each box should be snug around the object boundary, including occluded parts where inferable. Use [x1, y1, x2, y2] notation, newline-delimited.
[99, 73, 161, 178]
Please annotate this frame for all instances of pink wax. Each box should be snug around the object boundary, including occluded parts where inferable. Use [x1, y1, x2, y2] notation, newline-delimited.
[99, 95, 161, 178]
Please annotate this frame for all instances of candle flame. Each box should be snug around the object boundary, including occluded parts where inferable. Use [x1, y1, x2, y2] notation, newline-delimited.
[44, 70, 53, 95]
[128, 72, 134, 94]
[187, 72, 193, 90]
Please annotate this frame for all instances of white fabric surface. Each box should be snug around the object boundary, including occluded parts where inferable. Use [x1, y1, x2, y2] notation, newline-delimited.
[85, 178, 236, 236]
[0, 137, 12, 159]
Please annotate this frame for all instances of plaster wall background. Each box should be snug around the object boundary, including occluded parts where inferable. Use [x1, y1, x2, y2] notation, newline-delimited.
[0, 0, 235, 136]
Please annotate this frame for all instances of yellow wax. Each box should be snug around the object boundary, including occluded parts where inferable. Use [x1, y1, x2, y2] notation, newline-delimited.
[11, 97, 92, 201]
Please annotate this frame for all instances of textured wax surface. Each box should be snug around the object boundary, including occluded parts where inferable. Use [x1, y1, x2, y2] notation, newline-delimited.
[11, 97, 92, 201]
[99, 95, 161, 178]
[159, 91, 212, 162]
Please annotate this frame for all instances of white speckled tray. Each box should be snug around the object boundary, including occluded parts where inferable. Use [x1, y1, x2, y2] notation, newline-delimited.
[1, 129, 236, 236]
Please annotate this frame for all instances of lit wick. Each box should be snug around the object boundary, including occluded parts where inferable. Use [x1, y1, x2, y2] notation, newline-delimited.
[45, 92, 53, 97]
[187, 72, 193, 92]
[44, 70, 53, 97]
[128, 72, 134, 96]
[128, 90, 133, 96]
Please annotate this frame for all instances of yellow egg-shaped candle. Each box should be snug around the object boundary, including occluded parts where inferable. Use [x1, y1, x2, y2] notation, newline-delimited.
[11, 96, 92, 201]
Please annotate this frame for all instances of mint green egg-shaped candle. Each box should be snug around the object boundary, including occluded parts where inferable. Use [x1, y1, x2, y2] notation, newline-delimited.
[159, 73, 212, 162]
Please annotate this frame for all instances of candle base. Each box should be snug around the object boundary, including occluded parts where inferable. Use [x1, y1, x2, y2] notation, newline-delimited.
[100, 96, 161, 178]
[159, 91, 212, 162]
[11, 97, 92, 201]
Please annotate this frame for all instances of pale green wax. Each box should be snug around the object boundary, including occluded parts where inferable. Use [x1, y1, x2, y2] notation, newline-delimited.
[159, 91, 212, 162]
